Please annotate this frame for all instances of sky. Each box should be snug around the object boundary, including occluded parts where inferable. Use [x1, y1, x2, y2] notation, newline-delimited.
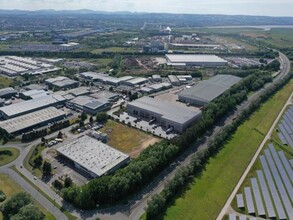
[0, 0, 292, 17]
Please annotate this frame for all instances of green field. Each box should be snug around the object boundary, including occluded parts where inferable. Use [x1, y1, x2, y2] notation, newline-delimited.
[100, 120, 160, 157]
[0, 148, 20, 166]
[0, 76, 13, 89]
[163, 80, 293, 220]
[0, 173, 56, 220]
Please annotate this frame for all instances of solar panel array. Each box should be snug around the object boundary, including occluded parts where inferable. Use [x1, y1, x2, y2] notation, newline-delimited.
[234, 144, 293, 220]
[278, 105, 293, 149]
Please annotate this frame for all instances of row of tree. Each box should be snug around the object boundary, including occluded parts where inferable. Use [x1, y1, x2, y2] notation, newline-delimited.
[61, 70, 281, 209]
[145, 72, 293, 219]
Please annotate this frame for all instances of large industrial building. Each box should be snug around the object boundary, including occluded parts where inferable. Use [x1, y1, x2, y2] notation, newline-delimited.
[165, 54, 228, 67]
[68, 96, 111, 115]
[57, 135, 130, 178]
[0, 87, 17, 99]
[127, 96, 202, 133]
[79, 72, 133, 86]
[0, 107, 66, 135]
[0, 56, 58, 77]
[45, 76, 79, 90]
[178, 74, 241, 106]
[0, 94, 66, 119]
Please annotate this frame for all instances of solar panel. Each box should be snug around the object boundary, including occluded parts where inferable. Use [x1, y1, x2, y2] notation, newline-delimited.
[290, 159, 293, 168]
[284, 115, 293, 127]
[278, 151, 293, 183]
[264, 150, 292, 219]
[228, 213, 236, 220]
[250, 178, 266, 216]
[278, 132, 287, 145]
[244, 187, 255, 214]
[260, 155, 286, 219]
[281, 120, 293, 135]
[279, 124, 293, 148]
[269, 144, 293, 201]
[236, 194, 245, 209]
[257, 170, 276, 218]
[285, 112, 293, 125]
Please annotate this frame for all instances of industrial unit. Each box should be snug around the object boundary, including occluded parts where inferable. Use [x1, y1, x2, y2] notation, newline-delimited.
[68, 96, 111, 115]
[79, 72, 133, 86]
[57, 135, 130, 178]
[127, 96, 202, 133]
[45, 76, 79, 90]
[0, 94, 66, 119]
[178, 74, 241, 106]
[166, 54, 228, 67]
[0, 56, 56, 76]
[0, 107, 66, 135]
[19, 89, 48, 100]
[168, 75, 180, 86]
[121, 77, 148, 87]
[0, 87, 17, 99]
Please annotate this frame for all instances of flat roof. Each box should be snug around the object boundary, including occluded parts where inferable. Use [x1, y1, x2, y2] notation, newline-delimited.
[0, 107, 65, 134]
[0, 94, 65, 118]
[125, 77, 148, 85]
[21, 89, 48, 99]
[0, 87, 16, 97]
[45, 76, 78, 87]
[67, 87, 90, 97]
[84, 99, 109, 110]
[179, 75, 241, 103]
[128, 96, 201, 124]
[57, 135, 130, 177]
[165, 54, 227, 63]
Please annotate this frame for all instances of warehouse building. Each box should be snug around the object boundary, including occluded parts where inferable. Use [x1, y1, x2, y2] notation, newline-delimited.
[68, 96, 111, 115]
[178, 74, 241, 106]
[45, 76, 79, 90]
[0, 56, 55, 77]
[0, 87, 17, 99]
[166, 54, 227, 67]
[0, 94, 66, 119]
[90, 91, 120, 102]
[19, 89, 48, 100]
[122, 77, 148, 87]
[79, 72, 134, 86]
[0, 107, 66, 135]
[57, 135, 130, 178]
[168, 75, 180, 86]
[127, 96, 202, 133]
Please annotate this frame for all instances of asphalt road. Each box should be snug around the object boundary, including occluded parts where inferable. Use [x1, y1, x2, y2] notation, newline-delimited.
[0, 51, 291, 220]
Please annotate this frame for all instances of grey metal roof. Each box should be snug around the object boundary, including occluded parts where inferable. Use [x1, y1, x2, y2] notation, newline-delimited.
[57, 135, 130, 177]
[125, 77, 148, 85]
[84, 99, 109, 110]
[128, 96, 201, 124]
[0, 107, 65, 134]
[179, 75, 241, 103]
[0, 94, 65, 118]
[0, 87, 16, 97]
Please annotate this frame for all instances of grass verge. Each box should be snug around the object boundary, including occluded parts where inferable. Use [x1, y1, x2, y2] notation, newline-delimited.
[162, 80, 293, 220]
[0, 148, 20, 166]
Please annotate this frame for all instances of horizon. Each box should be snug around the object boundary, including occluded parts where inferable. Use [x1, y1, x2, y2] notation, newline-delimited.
[0, 0, 292, 17]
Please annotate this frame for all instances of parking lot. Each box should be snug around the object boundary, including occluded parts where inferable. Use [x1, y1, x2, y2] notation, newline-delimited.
[114, 112, 177, 139]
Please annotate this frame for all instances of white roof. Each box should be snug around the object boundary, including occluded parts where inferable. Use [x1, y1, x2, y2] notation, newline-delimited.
[0, 94, 65, 118]
[166, 54, 227, 63]
[57, 135, 130, 177]
[0, 107, 65, 134]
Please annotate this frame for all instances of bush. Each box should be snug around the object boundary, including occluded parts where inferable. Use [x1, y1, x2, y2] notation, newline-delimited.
[0, 190, 6, 202]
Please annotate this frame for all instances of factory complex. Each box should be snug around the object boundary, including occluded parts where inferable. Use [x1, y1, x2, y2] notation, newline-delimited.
[0, 56, 60, 76]
[178, 74, 241, 106]
[127, 96, 202, 133]
[57, 135, 130, 178]
[166, 54, 228, 67]
[0, 107, 66, 135]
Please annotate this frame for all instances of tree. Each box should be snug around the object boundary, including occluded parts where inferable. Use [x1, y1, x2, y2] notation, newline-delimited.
[96, 112, 108, 123]
[89, 116, 94, 124]
[79, 121, 85, 128]
[0, 192, 32, 217]
[80, 112, 87, 121]
[57, 131, 63, 139]
[64, 176, 73, 188]
[42, 161, 52, 176]
[10, 203, 45, 220]
[33, 156, 43, 168]
[53, 179, 63, 190]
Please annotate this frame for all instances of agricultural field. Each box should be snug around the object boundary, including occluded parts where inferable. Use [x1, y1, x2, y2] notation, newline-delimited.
[0, 148, 19, 166]
[163, 79, 293, 220]
[0, 173, 55, 220]
[100, 120, 160, 157]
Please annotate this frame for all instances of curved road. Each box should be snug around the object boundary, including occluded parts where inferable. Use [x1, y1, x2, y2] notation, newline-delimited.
[0, 51, 291, 220]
